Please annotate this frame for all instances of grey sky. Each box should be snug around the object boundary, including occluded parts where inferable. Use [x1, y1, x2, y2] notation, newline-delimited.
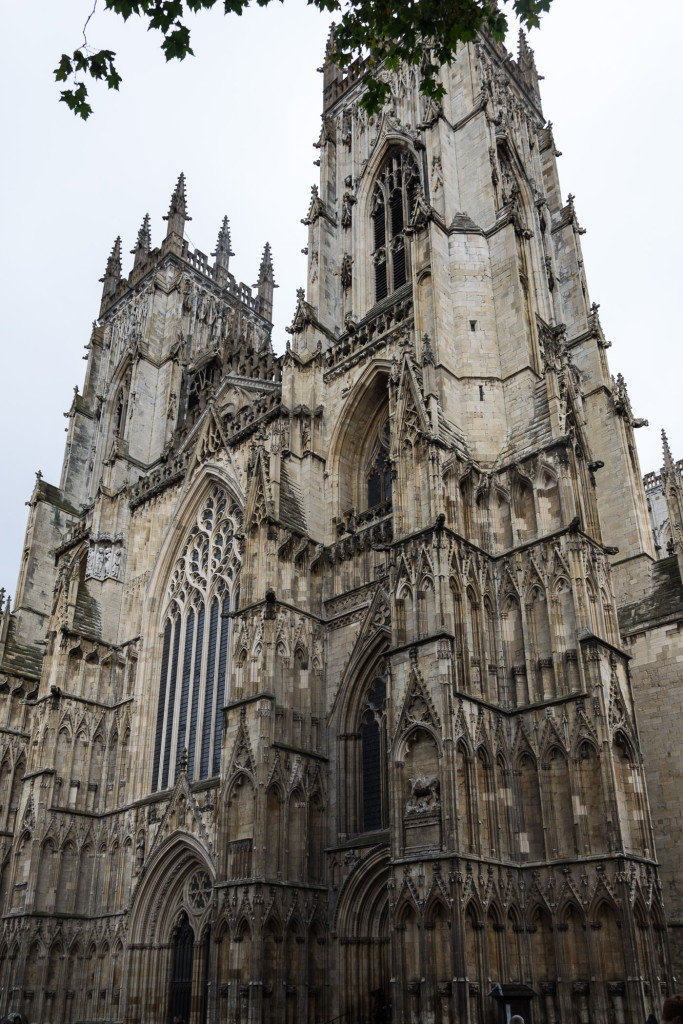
[1, 0, 681, 595]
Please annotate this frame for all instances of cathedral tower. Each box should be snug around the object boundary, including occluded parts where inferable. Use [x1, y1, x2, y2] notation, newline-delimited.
[0, 29, 674, 1024]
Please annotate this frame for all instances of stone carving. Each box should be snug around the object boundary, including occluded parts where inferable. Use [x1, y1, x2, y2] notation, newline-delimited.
[405, 775, 441, 816]
[85, 537, 125, 582]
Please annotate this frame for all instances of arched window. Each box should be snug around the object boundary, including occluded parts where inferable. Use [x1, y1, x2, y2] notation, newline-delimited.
[371, 150, 420, 302]
[152, 485, 241, 791]
[365, 417, 392, 511]
[360, 677, 388, 832]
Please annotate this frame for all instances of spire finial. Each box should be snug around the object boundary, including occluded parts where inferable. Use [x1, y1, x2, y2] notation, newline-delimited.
[213, 216, 234, 259]
[325, 23, 336, 58]
[99, 237, 122, 313]
[212, 215, 234, 285]
[254, 242, 277, 321]
[257, 242, 277, 286]
[517, 29, 540, 91]
[131, 213, 151, 262]
[163, 173, 191, 239]
[100, 236, 122, 284]
[662, 429, 676, 474]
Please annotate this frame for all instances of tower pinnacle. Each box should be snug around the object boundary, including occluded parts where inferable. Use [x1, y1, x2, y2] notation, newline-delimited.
[213, 216, 234, 259]
[131, 213, 151, 266]
[517, 29, 540, 93]
[212, 216, 234, 286]
[662, 429, 676, 475]
[255, 242, 277, 321]
[163, 173, 191, 239]
[99, 236, 122, 311]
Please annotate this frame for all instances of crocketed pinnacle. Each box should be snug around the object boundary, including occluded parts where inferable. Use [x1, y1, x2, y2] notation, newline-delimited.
[100, 236, 122, 283]
[257, 242, 277, 286]
[662, 429, 676, 475]
[131, 213, 151, 257]
[163, 173, 191, 237]
[213, 216, 234, 258]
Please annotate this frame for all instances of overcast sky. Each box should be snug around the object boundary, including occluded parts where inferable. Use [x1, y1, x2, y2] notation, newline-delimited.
[0, 0, 681, 595]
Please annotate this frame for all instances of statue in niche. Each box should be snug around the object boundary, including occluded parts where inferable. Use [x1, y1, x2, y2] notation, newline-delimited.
[111, 545, 123, 580]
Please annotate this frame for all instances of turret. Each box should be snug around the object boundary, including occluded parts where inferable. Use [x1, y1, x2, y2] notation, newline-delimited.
[661, 430, 683, 579]
[255, 242, 277, 322]
[131, 213, 151, 267]
[517, 30, 541, 96]
[212, 215, 234, 287]
[321, 23, 343, 105]
[99, 236, 121, 314]
[163, 172, 191, 241]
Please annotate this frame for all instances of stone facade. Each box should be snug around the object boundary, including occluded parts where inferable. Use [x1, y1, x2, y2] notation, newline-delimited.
[0, 28, 680, 1024]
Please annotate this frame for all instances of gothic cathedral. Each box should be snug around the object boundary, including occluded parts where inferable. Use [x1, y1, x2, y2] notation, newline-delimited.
[1, 27, 682, 1024]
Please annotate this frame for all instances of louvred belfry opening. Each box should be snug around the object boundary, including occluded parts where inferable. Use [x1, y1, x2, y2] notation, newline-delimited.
[371, 149, 419, 302]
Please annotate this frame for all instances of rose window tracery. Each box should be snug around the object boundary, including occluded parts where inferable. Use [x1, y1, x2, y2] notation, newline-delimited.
[187, 870, 212, 911]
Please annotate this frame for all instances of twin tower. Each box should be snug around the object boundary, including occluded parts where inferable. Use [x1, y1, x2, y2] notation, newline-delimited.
[0, 25, 681, 1024]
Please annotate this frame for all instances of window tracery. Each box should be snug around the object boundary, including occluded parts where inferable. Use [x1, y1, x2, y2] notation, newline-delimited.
[365, 418, 392, 511]
[371, 150, 420, 302]
[152, 485, 241, 791]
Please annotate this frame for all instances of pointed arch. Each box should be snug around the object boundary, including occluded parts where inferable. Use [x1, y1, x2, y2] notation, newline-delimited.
[543, 744, 574, 859]
[327, 361, 392, 522]
[368, 146, 421, 302]
[148, 477, 241, 793]
[128, 831, 215, 947]
[516, 751, 544, 860]
[528, 903, 555, 984]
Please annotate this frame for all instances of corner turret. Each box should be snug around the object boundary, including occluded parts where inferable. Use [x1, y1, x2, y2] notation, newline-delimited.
[517, 30, 540, 96]
[662, 430, 683, 579]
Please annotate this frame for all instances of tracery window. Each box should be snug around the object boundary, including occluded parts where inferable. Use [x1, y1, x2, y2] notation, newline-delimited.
[371, 150, 420, 302]
[365, 418, 392, 510]
[152, 485, 241, 791]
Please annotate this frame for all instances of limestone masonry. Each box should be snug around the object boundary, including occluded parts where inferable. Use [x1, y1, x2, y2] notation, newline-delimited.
[1, 27, 682, 1024]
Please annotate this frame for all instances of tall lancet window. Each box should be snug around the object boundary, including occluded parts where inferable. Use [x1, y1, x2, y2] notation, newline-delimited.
[366, 418, 392, 511]
[152, 485, 241, 791]
[360, 675, 388, 831]
[371, 149, 420, 302]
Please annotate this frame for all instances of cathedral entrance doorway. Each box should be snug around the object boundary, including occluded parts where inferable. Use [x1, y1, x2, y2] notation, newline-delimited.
[335, 848, 391, 1024]
[124, 832, 215, 1024]
[169, 913, 194, 1024]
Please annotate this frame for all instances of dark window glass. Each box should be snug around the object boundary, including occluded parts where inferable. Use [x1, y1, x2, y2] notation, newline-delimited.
[372, 151, 419, 301]
[152, 619, 172, 792]
[175, 609, 196, 784]
[362, 716, 382, 831]
[213, 592, 231, 776]
[391, 190, 404, 235]
[161, 616, 182, 790]
[393, 243, 406, 289]
[375, 259, 388, 302]
[368, 468, 382, 508]
[374, 205, 385, 249]
[186, 604, 205, 781]
[200, 598, 219, 780]
[361, 678, 387, 831]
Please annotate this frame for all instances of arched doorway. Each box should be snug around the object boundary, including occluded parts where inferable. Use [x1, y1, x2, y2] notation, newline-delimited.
[169, 913, 194, 1023]
[334, 848, 391, 1024]
[125, 831, 215, 1024]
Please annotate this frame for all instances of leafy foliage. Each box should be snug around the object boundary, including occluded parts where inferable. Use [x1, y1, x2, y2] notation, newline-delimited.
[55, 0, 552, 119]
